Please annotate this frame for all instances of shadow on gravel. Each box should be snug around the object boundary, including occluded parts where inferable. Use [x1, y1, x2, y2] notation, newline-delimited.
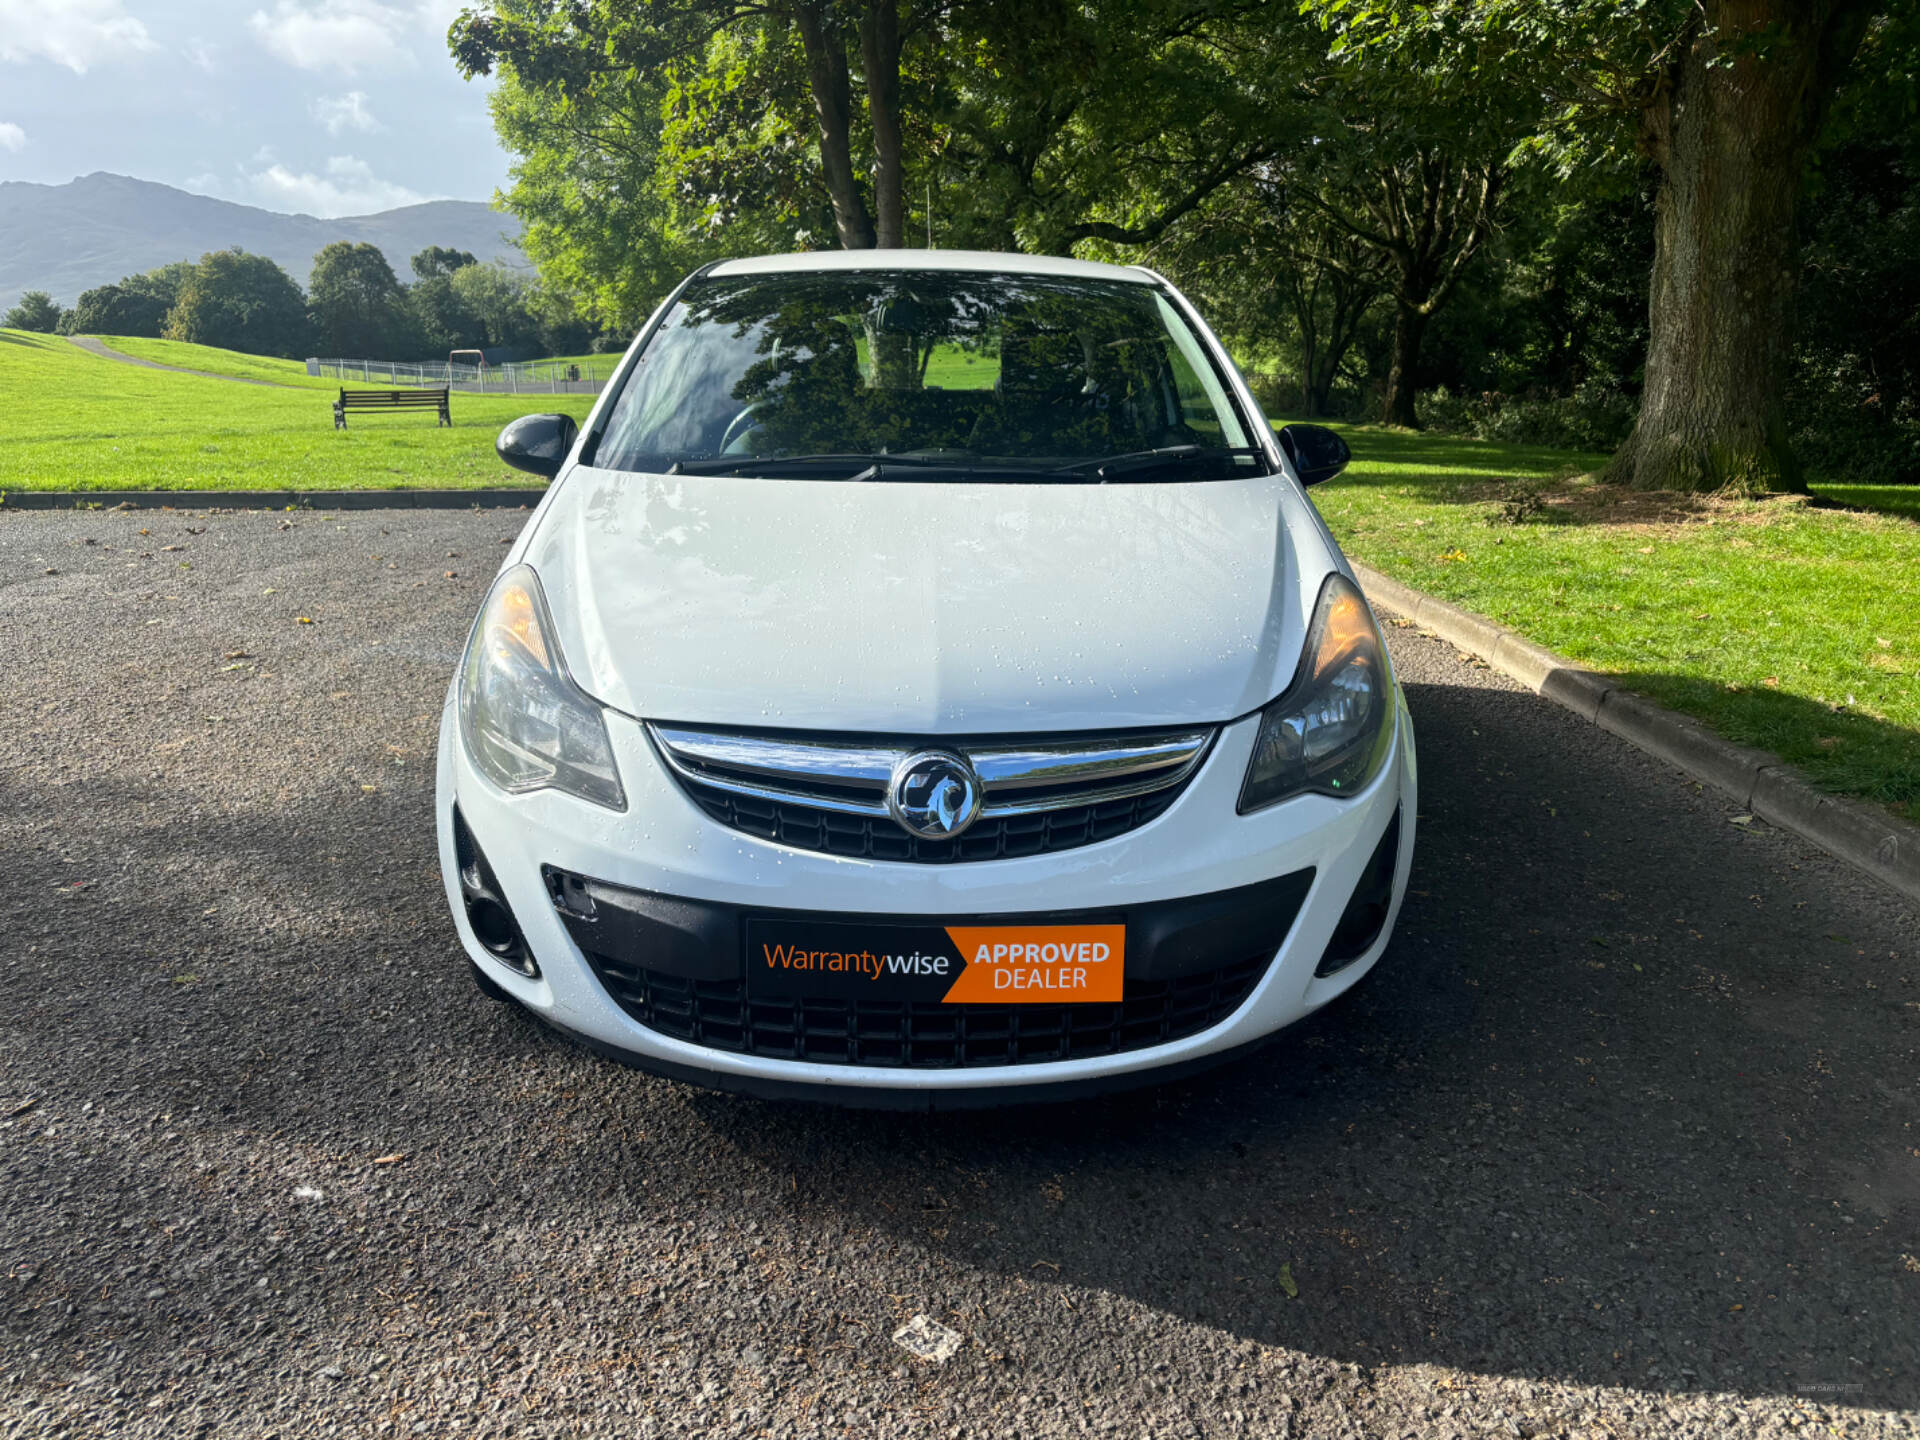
[679, 678, 1920, 1410]
[3, 661, 1915, 1416]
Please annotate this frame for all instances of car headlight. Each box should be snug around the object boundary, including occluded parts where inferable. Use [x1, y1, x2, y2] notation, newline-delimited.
[458, 564, 627, 811]
[1239, 572, 1394, 812]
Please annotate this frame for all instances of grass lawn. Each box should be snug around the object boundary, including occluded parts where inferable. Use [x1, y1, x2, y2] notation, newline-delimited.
[1, 329, 595, 491]
[924, 344, 996, 389]
[540, 352, 623, 372]
[1810, 482, 1920, 521]
[94, 335, 339, 388]
[1305, 424, 1920, 821]
[100, 337, 629, 386]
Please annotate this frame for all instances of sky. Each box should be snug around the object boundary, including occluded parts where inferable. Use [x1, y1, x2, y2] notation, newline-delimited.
[0, 0, 508, 216]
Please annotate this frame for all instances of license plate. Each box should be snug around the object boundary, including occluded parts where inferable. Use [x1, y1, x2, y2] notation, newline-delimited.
[745, 918, 1125, 1004]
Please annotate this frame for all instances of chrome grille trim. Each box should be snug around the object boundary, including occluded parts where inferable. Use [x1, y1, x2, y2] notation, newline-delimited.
[648, 723, 1214, 824]
[969, 733, 1215, 794]
[650, 728, 894, 814]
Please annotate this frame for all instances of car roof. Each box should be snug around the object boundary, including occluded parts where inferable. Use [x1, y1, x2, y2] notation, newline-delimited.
[705, 249, 1159, 285]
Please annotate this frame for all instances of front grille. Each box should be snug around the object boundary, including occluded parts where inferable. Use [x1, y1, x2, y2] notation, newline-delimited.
[683, 783, 1183, 863]
[649, 721, 1214, 863]
[583, 948, 1270, 1068]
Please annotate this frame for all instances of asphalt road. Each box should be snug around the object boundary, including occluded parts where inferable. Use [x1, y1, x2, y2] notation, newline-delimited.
[2, 508, 1915, 1439]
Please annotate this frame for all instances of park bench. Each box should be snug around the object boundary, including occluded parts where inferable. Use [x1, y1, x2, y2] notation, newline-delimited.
[333, 387, 451, 429]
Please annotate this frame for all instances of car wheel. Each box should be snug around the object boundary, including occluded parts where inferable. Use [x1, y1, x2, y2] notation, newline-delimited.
[467, 959, 515, 1004]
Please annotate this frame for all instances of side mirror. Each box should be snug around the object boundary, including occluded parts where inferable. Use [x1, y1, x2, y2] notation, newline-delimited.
[1277, 423, 1352, 487]
[496, 413, 579, 480]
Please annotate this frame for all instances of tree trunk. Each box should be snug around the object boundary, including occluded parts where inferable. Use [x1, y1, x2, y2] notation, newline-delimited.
[1608, 0, 1875, 493]
[1315, 269, 1376, 419]
[1290, 275, 1325, 416]
[795, 4, 875, 250]
[1382, 301, 1425, 428]
[860, 2, 906, 249]
[863, 316, 917, 390]
[1305, 155, 1495, 431]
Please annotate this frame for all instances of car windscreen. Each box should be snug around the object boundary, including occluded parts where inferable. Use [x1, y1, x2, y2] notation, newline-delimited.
[588, 269, 1263, 480]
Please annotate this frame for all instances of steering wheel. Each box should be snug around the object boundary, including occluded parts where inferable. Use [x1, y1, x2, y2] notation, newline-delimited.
[719, 403, 766, 455]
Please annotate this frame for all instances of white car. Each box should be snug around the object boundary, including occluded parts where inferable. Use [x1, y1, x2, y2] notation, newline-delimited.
[436, 249, 1415, 1107]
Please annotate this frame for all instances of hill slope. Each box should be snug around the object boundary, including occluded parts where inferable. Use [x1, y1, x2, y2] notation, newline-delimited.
[0, 328, 589, 490]
[0, 173, 523, 312]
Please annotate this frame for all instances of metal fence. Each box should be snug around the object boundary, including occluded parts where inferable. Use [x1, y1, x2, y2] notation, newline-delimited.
[306, 356, 619, 395]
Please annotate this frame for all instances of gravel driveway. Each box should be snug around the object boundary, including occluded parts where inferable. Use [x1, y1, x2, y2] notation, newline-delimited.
[2, 508, 1915, 1439]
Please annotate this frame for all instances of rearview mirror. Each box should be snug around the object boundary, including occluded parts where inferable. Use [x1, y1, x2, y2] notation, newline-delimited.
[497, 413, 579, 480]
[1277, 423, 1352, 487]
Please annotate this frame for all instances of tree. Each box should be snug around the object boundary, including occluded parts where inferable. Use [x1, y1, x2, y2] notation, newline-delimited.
[412, 246, 479, 281]
[123, 262, 197, 332]
[451, 261, 539, 349]
[65, 262, 199, 338]
[454, 0, 935, 251]
[1786, 7, 1920, 484]
[1300, 147, 1504, 427]
[531, 284, 597, 355]
[1149, 171, 1388, 417]
[3, 291, 63, 332]
[68, 283, 168, 337]
[453, 0, 1297, 329]
[309, 241, 416, 358]
[654, 21, 837, 251]
[410, 274, 485, 354]
[1315, 0, 1885, 490]
[929, 0, 1295, 254]
[455, 11, 709, 331]
[165, 250, 311, 357]
[452, 0, 902, 251]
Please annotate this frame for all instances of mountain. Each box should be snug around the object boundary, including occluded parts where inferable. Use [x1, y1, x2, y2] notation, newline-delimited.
[0, 172, 524, 313]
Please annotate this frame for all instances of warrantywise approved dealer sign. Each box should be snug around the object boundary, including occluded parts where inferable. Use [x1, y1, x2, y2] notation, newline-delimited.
[746, 920, 1127, 1004]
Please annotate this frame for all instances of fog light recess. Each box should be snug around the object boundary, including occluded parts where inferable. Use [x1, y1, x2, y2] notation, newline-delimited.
[452, 807, 537, 978]
[1315, 808, 1402, 978]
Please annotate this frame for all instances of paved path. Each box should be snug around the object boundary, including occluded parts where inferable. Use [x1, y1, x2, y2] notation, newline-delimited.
[65, 334, 301, 388]
[0, 508, 1914, 1438]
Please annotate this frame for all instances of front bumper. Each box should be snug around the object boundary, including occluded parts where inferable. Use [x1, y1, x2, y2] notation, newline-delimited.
[435, 694, 1417, 1105]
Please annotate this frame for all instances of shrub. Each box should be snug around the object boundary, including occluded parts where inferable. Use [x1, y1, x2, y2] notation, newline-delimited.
[1790, 409, 1920, 487]
[1240, 371, 1371, 423]
[1420, 381, 1637, 451]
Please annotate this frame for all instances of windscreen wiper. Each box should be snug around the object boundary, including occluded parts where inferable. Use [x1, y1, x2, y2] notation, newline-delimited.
[666, 453, 1062, 481]
[1051, 445, 1266, 481]
[845, 461, 1063, 483]
[666, 453, 960, 476]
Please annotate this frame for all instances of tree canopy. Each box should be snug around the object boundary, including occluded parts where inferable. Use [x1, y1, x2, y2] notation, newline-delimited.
[165, 251, 313, 358]
[309, 242, 415, 358]
[446, 0, 1917, 488]
[1304, 0, 1889, 489]
[3, 291, 64, 333]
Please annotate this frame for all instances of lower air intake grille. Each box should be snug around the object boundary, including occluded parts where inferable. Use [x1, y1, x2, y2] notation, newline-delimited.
[582, 950, 1270, 1069]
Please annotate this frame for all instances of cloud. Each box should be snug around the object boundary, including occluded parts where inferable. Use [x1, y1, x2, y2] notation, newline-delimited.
[228, 155, 439, 218]
[183, 38, 217, 73]
[0, 0, 154, 73]
[311, 91, 380, 135]
[247, 0, 446, 75]
[0, 122, 23, 152]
